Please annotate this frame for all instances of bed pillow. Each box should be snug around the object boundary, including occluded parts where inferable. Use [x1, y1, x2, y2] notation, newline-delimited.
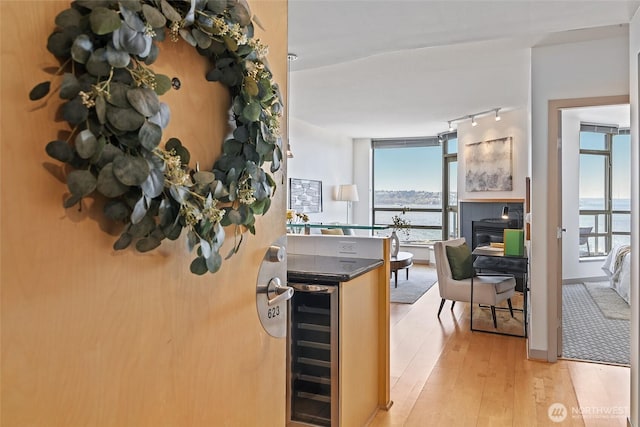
[445, 243, 474, 280]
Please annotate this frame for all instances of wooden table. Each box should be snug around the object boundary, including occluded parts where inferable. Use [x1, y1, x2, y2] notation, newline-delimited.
[390, 251, 413, 288]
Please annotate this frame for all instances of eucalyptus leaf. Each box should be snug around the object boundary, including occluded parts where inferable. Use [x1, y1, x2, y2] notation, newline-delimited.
[131, 195, 148, 224]
[187, 230, 198, 252]
[96, 163, 129, 197]
[71, 34, 93, 64]
[229, 0, 252, 26]
[136, 236, 162, 252]
[142, 4, 167, 28]
[205, 252, 222, 273]
[106, 43, 131, 68]
[169, 185, 189, 204]
[227, 209, 242, 225]
[164, 222, 182, 240]
[119, 3, 145, 32]
[138, 120, 162, 150]
[29, 81, 51, 101]
[106, 105, 146, 131]
[106, 82, 131, 107]
[95, 95, 107, 124]
[86, 48, 111, 77]
[129, 215, 155, 237]
[193, 171, 215, 185]
[62, 97, 89, 125]
[90, 7, 122, 35]
[55, 8, 82, 28]
[242, 101, 261, 122]
[141, 168, 164, 198]
[190, 256, 208, 275]
[243, 77, 259, 97]
[207, 0, 227, 14]
[149, 102, 170, 129]
[179, 28, 197, 47]
[127, 87, 160, 117]
[200, 239, 212, 258]
[94, 143, 123, 168]
[46, 140, 74, 163]
[67, 169, 97, 197]
[113, 154, 150, 186]
[47, 27, 82, 58]
[75, 129, 98, 159]
[60, 73, 81, 99]
[153, 74, 172, 96]
[192, 28, 212, 49]
[160, 0, 182, 22]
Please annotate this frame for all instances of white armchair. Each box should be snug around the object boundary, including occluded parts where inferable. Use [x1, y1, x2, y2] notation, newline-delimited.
[434, 238, 516, 328]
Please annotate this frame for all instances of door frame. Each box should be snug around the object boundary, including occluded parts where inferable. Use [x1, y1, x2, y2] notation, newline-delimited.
[546, 95, 630, 360]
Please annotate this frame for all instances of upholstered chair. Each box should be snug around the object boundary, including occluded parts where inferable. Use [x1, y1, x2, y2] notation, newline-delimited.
[434, 238, 516, 328]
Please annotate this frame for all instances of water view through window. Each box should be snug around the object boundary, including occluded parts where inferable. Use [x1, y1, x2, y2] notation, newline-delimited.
[373, 142, 452, 242]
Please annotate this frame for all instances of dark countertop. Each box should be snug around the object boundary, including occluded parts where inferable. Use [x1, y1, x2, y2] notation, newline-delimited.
[287, 254, 384, 284]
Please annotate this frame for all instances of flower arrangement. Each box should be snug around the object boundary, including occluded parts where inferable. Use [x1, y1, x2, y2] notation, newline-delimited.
[391, 208, 411, 239]
[29, 0, 283, 275]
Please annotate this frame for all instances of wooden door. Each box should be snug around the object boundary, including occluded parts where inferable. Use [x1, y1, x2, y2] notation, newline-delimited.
[0, 2, 288, 425]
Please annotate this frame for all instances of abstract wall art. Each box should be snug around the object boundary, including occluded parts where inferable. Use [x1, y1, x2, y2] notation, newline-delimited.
[465, 136, 513, 192]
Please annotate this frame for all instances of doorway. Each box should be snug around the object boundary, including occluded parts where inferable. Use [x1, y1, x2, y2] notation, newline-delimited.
[560, 104, 631, 365]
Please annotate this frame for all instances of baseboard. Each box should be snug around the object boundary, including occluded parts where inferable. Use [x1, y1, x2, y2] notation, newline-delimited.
[562, 276, 609, 285]
[528, 347, 549, 361]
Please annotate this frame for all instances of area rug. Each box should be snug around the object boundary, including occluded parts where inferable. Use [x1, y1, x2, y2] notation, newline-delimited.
[584, 281, 630, 320]
[390, 264, 438, 304]
[562, 283, 630, 365]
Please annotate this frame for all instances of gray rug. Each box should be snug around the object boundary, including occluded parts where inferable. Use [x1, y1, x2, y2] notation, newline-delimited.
[390, 264, 438, 304]
[562, 283, 630, 365]
[584, 281, 630, 320]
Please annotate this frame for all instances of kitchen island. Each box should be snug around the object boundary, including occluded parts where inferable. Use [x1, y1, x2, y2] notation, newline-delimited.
[286, 236, 391, 427]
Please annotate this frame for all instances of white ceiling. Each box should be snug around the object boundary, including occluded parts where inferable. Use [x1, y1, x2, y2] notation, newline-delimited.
[287, 0, 639, 139]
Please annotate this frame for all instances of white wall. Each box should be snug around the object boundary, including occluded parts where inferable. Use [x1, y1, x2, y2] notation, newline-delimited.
[628, 9, 639, 427]
[457, 108, 529, 201]
[288, 117, 355, 224]
[531, 33, 630, 356]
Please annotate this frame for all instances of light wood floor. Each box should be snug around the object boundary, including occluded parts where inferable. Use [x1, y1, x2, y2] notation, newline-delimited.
[371, 267, 630, 427]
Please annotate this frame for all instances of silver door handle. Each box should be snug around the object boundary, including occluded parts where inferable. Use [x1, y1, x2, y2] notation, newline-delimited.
[266, 277, 294, 306]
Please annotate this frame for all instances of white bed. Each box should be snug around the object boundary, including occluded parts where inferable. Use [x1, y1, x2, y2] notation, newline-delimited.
[601, 245, 631, 304]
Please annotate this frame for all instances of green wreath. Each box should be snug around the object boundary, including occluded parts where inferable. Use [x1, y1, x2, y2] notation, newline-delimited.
[29, 0, 283, 275]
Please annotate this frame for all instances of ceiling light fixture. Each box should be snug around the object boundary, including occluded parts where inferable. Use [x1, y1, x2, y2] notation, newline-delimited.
[446, 107, 502, 130]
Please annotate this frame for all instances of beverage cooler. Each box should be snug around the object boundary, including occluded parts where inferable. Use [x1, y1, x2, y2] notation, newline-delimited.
[287, 282, 339, 427]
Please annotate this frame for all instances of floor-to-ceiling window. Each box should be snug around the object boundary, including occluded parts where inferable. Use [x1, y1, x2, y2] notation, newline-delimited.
[578, 124, 631, 257]
[372, 134, 457, 242]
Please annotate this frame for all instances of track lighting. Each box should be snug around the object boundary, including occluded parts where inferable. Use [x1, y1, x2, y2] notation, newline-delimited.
[446, 107, 502, 130]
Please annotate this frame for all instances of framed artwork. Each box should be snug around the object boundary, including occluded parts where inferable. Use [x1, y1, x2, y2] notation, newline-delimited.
[289, 178, 323, 213]
[465, 136, 513, 192]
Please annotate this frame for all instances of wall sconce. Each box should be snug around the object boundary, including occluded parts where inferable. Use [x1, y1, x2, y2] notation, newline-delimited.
[337, 184, 359, 224]
[501, 206, 509, 219]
